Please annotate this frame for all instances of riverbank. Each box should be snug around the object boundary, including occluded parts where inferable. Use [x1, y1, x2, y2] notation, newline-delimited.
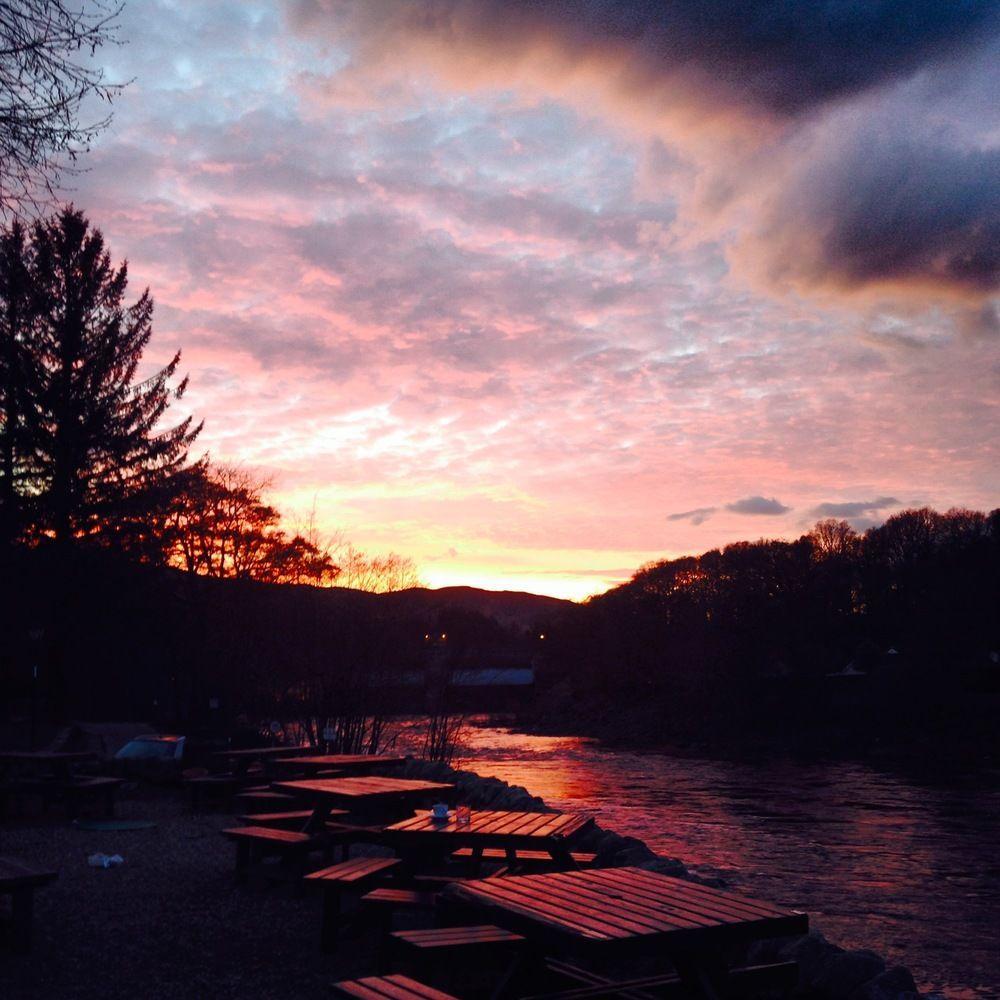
[513, 687, 1000, 767]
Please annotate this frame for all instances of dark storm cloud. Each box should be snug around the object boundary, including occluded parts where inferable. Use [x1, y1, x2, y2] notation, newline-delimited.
[775, 136, 1000, 294]
[581, 0, 998, 116]
[298, 0, 1000, 118]
[295, 0, 1000, 302]
[726, 496, 791, 515]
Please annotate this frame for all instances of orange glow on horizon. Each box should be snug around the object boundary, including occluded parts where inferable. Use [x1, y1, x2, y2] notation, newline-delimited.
[420, 565, 618, 602]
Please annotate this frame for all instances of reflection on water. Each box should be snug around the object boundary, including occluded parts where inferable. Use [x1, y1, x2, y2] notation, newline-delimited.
[450, 724, 999, 1000]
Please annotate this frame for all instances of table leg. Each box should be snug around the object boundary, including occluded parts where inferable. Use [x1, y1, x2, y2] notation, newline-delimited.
[490, 948, 528, 1000]
[673, 956, 725, 1000]
[321, 886, 342, 952]
[235, 840, 251, 884]
[548, 843, 577, 871]
[467, 844, 485, 877]
[304, 801, 334, 835]
[10, 887, 34, 953]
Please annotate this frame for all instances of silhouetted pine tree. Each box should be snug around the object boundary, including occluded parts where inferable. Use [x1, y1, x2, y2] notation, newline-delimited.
[22, 206, 201, 548]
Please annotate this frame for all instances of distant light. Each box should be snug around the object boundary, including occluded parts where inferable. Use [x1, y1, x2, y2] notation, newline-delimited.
[440, 633, 447, 640]
[424, 634, 430, 640]
[539, 634, 546, 640]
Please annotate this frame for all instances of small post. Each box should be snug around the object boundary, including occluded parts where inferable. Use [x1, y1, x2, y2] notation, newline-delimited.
[28, 627, 44, 751]
[29, 664, 38, 751]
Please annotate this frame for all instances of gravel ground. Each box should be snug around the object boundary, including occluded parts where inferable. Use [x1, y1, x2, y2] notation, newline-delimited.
[1, 788, 376, 999]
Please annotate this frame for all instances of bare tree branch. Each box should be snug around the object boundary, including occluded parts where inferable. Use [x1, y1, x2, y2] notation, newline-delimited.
[0, 1, 127, 221]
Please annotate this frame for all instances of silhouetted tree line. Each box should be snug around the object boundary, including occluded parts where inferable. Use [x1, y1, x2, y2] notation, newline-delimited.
[537, 509, 1000, 749]
[0, 207, 420, 592]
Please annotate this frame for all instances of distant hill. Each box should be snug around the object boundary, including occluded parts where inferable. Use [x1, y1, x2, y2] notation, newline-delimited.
[376, 585, 575, 629]
[211, 578, 576, 629]
[174, 571, 576, 625]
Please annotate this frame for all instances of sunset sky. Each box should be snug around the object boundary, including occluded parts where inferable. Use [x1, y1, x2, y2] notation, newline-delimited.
[74, 2, 999, 600]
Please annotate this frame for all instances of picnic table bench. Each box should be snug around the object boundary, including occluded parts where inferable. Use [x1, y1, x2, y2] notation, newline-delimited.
[0, 857, 57, 953]
[334, 960, 798, 1000]
[522, 957, 798, 1000]
[222, 825, 327, 884]
[333, 973, 459, 1000]
[446, 867, 808, 999]
[383, 810, 594, 874]
[237, 807, 347, 830]
[66, 775, 122, 818]
[233, 787, 300, 811]
[361, 886, 442, 921]
[390, 925, 530, 999]
[0, 750, 97, 779]
[305, 856, 402, 950]
[392, 923, 527, 956]
[186, 772, 241, 812]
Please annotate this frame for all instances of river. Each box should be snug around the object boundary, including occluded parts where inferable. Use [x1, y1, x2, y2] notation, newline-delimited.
[445, 722, 999, 999]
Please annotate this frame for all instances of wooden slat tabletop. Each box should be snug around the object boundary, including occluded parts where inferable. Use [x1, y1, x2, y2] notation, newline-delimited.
[0, 751, 95, 762]
[214, 745, 308, 760]
[0, 857, 58, 889]
[273, 776, 454, 801]
[386, 810, 591, 841]
[446, 866, 807, 945]
[274, 754, 407, 772]
[334, 973, 459, 1000]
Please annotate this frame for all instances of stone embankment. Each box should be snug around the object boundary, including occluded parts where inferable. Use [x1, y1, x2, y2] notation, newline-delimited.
[403, 757, 923, 1000]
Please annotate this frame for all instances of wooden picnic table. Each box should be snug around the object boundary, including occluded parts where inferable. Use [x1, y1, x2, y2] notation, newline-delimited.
[0, 750, 96, 780]
[383, 809, 594, 873]
[272, 776, 455, 829]
[213, 745, 308, 778]
[271, 754, 407, 776]
[0, 751, 100, 818]
[0, 857, 58, 953]
[446, 866, 807, 997]
[0, 753, 122, 822]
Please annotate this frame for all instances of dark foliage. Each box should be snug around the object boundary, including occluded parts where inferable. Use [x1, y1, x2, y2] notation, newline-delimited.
[160, 461, 337, 585]
[536, 508, 1000, 753]
[0, 547, 548, 737]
